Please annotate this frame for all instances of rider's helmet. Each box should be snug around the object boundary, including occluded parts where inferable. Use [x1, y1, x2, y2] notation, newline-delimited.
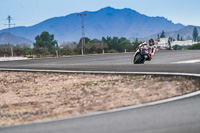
[149, 39, 155, 46]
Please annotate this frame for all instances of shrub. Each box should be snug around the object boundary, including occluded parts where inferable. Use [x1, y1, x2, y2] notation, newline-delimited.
[187, 43, 200, 50]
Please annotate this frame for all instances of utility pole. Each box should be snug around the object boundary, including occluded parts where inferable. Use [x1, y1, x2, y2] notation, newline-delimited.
[4, 15, 15, 57]
[77, 13, 87, 55]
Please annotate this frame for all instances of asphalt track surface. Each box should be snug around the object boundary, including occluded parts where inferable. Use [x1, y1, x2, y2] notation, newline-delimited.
[0, 50, 200, 74]
[0, 50, 200, 133]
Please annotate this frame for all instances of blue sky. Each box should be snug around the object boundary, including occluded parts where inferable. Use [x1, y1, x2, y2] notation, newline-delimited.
[0, 0, 199, 30]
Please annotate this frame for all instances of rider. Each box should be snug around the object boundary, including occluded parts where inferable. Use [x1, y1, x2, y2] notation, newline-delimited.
[138, 39, 156, 60]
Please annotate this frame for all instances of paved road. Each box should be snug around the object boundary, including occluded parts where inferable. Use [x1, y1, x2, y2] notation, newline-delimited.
[0, 50, 200, 74]
[1, 93, 200, 133]
[0, 50, 200, 133]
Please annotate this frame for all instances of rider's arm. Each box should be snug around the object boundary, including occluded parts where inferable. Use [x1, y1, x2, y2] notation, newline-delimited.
[139, 43, 147, 50]
[151, 46, 156, 55]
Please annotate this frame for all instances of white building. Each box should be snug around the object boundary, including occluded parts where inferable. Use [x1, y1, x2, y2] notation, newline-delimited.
[158, 38, 169, 49]
[158, 38, 198, 49]
[171, 40, 197, 47]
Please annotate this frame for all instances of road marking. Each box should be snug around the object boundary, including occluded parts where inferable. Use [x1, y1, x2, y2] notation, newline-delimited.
[173, 59, 200, 64]
[0, 57, 30, 62]
[0, 68, 200, 77]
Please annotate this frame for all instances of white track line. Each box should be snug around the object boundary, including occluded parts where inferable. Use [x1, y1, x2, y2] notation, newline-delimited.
[0, 68, 200, 77]
[0, 57, 30, 62]
[172, 59, 200, 64]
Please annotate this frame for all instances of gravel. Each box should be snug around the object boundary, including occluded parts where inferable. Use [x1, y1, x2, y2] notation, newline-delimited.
[0, 71, 199, 127]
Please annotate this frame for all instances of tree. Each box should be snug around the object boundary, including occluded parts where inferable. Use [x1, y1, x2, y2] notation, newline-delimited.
[33, 31, 58, 56]
[133, 38, 142, 51]
[78, 37, 91, 54]
[101, 36, 117, 51]
[59, 42, 77, 55]
[118, 37, 132, 52]
[94, 39, 108, 53]
[197, 36, 200, 42]
[193, 27, 198, 42]
[0, 44, 13, 56]
[157, 34, 160, 41]
[180, 36, 183, 41]
[110, 36, 119, 50]
[168, 37, 173, 50]
[177, 34, 180, 41]
[160, 30, 165, 38]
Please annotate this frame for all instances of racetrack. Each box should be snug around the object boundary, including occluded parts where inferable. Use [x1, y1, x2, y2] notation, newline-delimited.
[0, 50, 200, 74]
[0, 50, 200, 133]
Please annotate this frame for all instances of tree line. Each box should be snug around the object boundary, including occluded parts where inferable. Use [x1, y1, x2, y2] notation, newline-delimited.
[0, 31, 143, 57]
[0, 44, 32, 57]
[0, 28, 200, 57]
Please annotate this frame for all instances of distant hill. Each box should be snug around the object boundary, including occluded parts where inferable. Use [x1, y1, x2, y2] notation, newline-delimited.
[0, 32, 33, 46]
[0, 7, 185, 43]
[144, 25, 200, 41]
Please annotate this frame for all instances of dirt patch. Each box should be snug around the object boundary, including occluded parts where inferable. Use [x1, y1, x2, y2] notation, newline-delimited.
[0, 71, 199, 127]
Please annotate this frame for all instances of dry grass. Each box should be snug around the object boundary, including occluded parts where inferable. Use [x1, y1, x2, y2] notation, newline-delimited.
[0, 71, 199, 127]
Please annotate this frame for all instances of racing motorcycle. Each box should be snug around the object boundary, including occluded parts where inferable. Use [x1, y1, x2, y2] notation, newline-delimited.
[133, 45, 151, 64]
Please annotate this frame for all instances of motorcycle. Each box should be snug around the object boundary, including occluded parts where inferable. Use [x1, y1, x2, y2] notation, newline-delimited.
[133, 45, 151, 64]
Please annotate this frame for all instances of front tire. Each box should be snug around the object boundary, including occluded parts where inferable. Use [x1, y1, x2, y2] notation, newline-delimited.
[134, 54, 142, 64]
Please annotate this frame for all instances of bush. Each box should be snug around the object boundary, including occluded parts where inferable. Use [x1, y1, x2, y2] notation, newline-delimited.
[107, 49, 118, 53]
[187, 43, 200, 50]
[173, 45, 182, 50]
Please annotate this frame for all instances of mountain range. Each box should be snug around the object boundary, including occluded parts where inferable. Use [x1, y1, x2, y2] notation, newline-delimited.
[146, 25, 200, 41]
[0, 6, 199, 45]
[0, 32, 33, 46]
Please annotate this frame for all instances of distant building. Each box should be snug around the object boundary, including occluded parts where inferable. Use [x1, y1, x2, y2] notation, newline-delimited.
[171, 40, 197, 47]
[158, 38, 169, 49]
[158, 38, 198, 49]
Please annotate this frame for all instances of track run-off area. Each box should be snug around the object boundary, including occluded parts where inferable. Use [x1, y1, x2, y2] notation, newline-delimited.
[0, 50, 200, 133]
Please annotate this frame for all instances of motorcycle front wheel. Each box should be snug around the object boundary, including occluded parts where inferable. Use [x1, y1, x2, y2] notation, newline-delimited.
[134, 54, 144, 64]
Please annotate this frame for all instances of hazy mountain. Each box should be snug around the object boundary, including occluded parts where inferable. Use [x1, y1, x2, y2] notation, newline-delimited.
[143, 25, 200, 41]
[0, 32, 33, 46]
[0, 7, 185, 43]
